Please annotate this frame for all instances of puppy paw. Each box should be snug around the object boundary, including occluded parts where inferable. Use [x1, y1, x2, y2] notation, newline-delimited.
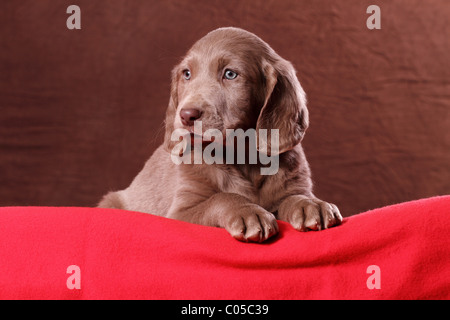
[279, 196, 343, 231]
[226, 205, 279, 242]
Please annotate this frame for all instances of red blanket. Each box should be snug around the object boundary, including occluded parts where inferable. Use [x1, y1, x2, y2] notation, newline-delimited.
[0, 196, 449, 299]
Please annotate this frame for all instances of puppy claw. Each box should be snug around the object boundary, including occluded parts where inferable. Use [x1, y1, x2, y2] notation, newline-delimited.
[226, 209, 278, 243]
[279, 196, 342, 232]
[304, 220, 320, 231]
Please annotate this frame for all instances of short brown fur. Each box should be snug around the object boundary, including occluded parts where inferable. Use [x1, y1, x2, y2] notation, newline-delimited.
[99, 27, 342, 242]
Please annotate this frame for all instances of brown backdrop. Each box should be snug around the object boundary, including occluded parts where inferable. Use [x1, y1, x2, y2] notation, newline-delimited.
[1, 0, 449, 216]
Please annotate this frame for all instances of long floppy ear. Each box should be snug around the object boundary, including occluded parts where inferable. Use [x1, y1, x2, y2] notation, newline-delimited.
[163, 67, 179, 152]
[256, 58, 309, 155]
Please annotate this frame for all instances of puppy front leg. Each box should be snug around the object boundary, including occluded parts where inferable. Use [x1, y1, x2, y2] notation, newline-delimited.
[168, 193, 279, 242]
[278, 195, 343, 231]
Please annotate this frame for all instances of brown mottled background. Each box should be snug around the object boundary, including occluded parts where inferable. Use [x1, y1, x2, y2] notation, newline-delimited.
[1, 0, 449, 216]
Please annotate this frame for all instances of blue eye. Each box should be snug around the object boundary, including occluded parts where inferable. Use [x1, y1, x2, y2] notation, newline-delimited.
[183, 69, 191, 80]
[224, 69, 238, 80]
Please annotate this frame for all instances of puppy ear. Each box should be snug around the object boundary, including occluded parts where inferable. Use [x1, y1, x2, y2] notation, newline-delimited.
[163, 67, 179, 152]
[256, 58, 309, 155]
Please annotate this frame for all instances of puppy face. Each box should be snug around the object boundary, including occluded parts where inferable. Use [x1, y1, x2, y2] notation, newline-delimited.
[164, 27, 309, 155]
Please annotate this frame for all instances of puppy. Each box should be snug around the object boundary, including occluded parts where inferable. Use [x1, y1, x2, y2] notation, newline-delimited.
[99, 27, 342, 242]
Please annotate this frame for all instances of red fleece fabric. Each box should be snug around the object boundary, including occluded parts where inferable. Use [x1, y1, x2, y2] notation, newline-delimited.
[0, 196, 449, 300]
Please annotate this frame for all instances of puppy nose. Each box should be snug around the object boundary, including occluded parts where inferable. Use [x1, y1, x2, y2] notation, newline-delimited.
[179, 108, 203, 126]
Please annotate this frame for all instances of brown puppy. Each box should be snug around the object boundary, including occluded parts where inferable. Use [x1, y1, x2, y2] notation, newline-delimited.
[99, 27, 342, 242]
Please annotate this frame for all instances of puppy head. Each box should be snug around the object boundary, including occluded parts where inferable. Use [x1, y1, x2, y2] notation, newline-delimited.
[163, 27, 308, 155]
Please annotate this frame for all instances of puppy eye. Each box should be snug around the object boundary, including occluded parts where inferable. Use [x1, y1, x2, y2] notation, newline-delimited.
[183, 69, 191, 80]
[224, 69, 238, 80]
